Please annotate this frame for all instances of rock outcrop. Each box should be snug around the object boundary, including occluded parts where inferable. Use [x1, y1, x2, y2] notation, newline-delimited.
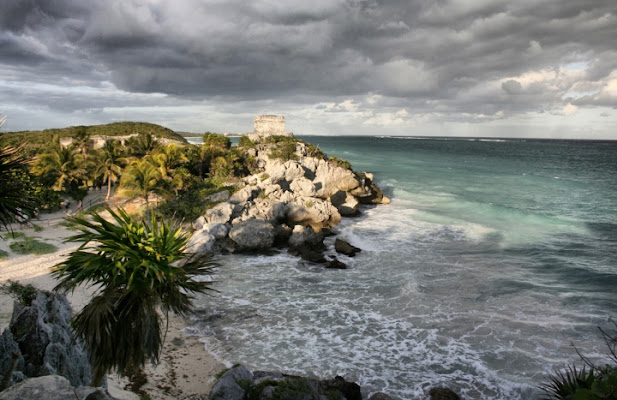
[189, 136, 389, 263]
[1, 291, 91, 389]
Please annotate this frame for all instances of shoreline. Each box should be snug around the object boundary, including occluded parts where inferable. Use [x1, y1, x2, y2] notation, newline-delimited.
[0, 209, 225, 400]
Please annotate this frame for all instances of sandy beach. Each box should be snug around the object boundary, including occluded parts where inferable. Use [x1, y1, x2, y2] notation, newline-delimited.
[0, 197, 225, 400]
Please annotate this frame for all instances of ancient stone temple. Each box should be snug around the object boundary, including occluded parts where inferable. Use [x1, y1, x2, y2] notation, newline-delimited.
[247, 115, 293, 141]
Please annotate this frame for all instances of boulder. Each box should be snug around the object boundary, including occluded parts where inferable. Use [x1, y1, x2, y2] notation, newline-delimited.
[319, 376, 361, 400]
[313, 160, 360, 198]
[282, 161, 306, 181]
[229, 186, 256, 204]
[330, 190, 360, 216]
[334, 239, 362, 257]
[209, 365, 253, 400]
[204, 223, 229, 240]
[229, 220, 276, 251]
[9, 291, 91, 387]
[429, 387, 461, 400]
[0, 375, 113, 400]
[325, 258, 347, 269]
[193, 215, 207, 230]
[187, 231, 216, 253]
[350, 174, 391, 205]
[286, 198, 341, 231]
[205, 202, 234, 225]
[205, 190, 230, 203]
[288, 226, 327, 263]
[289, 177, 316, 197]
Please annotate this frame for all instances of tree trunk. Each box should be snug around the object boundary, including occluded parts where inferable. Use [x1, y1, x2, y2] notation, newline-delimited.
[106, 179, 112, 200]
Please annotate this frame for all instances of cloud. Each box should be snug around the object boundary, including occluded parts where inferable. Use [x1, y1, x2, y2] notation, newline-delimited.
[0, 0, 616, 138]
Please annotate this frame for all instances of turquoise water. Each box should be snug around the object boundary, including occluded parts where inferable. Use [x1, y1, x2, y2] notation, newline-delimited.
[191, 137, 617, 399]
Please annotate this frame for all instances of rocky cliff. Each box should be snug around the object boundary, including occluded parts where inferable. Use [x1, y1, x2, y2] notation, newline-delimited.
[189, 136, 389, 266]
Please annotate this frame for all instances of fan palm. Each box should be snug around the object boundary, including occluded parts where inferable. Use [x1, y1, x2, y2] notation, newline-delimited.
[51, 207, 217, 386]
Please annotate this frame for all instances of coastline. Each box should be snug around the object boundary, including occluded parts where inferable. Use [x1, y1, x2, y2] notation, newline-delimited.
[0, 212, 225, 399]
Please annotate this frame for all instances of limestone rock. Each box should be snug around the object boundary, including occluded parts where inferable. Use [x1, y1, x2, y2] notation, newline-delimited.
[9, 291, 91, 387]
[229, 220, 275, 251]
[187, 231, 216, 254]
[314, 160, 360, 198]
[0, 328, 25, 387]
[204, 223, 229, 240]
[330, 190, 360, 216]
[205, 202, 234, 224]
[205, 190, 230, 203]
[193, 215, 207, 230]
[289, 177, 316, 197]
[208, 365, 253, 400]
[229, 186, 256, 204]
[334, 239, 362, 257]
[286, 198, 341, 231]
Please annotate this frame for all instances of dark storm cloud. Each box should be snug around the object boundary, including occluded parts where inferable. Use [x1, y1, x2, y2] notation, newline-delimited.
[1, 0, 616, 132]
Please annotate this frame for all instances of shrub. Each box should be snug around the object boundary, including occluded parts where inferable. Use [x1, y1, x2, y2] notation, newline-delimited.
[0, 249, 8, 261]
[203, 132, 231, 150]
[0, 280, 38, 306]
[238, 135, 256, 149]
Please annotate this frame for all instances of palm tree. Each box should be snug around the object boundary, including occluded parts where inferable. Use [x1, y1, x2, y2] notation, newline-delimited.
[31, 137, 86, 193]
[51, 207, 217, 386]
[125, 133, 159, 158]
[120, 159, 169, 205]
[95, 139, 126, 200]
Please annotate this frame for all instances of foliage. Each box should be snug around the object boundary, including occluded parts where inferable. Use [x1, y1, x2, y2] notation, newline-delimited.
[203, 132, 231, 150]
[328, 156, 352, 170]
[9, 237, 58, 255]
[0, 249, 8, 261]
[0, 280, 38, 306]
[31, 136, 87, 193]
[540, 320, 617, 399]
[245, 377, 313, 400]
[125, 133, 160, 158]
[51, 207, 218, 386]
[238, 135, 256, 149]
[0, 143, 37, 234]
[267, 136, 300, 161]
[94, 139, 127, 200]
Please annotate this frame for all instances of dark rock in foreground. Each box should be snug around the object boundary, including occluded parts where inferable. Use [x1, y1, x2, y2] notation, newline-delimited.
[209, 365, 361, 400]
[334, 238, 362, 257]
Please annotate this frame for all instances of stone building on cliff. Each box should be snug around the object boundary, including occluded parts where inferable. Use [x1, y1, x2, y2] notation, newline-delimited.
[247, 115, 293, 141]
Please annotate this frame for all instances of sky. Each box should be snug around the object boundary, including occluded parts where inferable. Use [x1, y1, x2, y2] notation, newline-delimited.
[1, 0, 616, 139]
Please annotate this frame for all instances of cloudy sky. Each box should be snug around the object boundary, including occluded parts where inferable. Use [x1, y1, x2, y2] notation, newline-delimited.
[1, 0, 616, 138]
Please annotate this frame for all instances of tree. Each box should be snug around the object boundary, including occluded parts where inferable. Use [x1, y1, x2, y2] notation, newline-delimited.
[95, 139, 126, 200]
[202, 132, 230, 150]
[125, 133, 159, 158]
[51, 207, 217, 386]
[31, 136, 86, 193]
[120, 159, 169, 205]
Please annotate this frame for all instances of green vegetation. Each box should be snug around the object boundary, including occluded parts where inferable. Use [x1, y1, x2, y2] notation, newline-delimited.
[0, 280, 38, 306]
[328, 156, 352, 170]
[540, 320, 617, 399]
[51, 207, 218, 386]
[203, 132, 231, 150]
[0, 143, 38, 235]
[238, 135, 256, 149]
[9, 237, 57, 255]
[0, 249, 8, 261]
[266, 136, 300, 161]
[0, 122, 185, 149]
[244, 377, 314, 400]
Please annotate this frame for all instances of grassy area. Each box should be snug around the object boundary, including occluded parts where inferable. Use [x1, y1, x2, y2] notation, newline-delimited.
[8, 237, 57, 255]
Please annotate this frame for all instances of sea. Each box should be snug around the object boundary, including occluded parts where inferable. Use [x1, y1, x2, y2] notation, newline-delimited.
[186, 136, 617, 399]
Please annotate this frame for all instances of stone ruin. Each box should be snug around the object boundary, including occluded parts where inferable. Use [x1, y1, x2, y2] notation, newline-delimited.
[247, 115, 293, 142]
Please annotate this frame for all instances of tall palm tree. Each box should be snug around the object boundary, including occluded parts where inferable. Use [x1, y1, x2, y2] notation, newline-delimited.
[120, 159, 169, 205]
[51, 207, 217, 386]
[125, 133, 159, 159]
[95, 139, 126, 200]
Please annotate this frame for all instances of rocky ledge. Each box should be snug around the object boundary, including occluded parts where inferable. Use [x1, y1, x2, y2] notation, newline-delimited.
[188, 138, 389, 267]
